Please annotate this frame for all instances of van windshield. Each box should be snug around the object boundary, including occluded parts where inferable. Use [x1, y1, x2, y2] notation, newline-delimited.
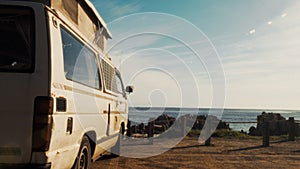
[0, 6, 35, 72]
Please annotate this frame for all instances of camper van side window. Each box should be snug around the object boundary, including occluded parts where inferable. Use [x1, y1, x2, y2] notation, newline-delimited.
[115, 72, 124, 95]
[61, 27, 101, 89]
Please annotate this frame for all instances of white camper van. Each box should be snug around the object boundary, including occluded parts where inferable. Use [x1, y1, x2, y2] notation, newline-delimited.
[0, 0, 132, 168]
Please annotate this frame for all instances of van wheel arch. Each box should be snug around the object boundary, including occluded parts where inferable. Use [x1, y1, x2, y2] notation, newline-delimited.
[85, 131, 96, 158]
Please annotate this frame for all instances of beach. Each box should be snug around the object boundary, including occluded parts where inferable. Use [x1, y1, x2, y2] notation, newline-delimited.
[90, 136, 300, 169]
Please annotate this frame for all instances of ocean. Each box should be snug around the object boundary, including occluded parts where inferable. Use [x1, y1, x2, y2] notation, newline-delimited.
[128, 107, 300, 132]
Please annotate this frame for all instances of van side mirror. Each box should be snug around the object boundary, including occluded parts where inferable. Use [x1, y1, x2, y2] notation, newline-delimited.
[126, 85, 134, 94]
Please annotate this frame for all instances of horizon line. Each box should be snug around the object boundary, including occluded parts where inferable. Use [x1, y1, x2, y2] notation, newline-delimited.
[128, 106, 300, 112]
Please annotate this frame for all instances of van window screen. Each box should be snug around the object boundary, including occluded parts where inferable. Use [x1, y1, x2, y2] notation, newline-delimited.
[0, 6, 35, 72]
[101, 60, 116, 92]
[100, 60, 124, 94]
[61, 26, 101, 89]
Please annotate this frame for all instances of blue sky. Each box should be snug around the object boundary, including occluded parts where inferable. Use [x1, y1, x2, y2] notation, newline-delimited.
[91, 0, 300, 110]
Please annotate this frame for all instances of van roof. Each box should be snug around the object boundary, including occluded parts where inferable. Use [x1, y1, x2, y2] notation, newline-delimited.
[84, 0, 112, 38]
[6, 0, 112, 38]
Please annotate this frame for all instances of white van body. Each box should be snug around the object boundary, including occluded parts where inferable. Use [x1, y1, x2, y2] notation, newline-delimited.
[0, 1, 128, 168]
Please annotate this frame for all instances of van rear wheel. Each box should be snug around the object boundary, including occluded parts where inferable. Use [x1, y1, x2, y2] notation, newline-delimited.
[73, 136, 91, 169]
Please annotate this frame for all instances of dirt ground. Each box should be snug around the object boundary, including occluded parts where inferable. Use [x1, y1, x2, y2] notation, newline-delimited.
[90, 136, 300, 169]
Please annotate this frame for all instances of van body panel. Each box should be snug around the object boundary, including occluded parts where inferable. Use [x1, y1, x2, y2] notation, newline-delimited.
[0, 1, 49, 164]
[47, 9, 128, 167]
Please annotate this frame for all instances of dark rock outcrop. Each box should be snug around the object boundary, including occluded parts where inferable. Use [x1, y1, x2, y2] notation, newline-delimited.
[249, 112, 292, 136]
[128, 114, 230, 136]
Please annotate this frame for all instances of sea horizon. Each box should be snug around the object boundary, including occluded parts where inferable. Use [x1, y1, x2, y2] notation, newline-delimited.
[129, 106, 300, 112]
[128, 107, 300, 132]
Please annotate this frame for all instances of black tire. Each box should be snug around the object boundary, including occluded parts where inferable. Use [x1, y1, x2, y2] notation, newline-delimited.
[72, 136, 91, 169]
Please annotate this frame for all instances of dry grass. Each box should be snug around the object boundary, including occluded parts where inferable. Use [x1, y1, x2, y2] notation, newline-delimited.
[90, 136, 300, 169]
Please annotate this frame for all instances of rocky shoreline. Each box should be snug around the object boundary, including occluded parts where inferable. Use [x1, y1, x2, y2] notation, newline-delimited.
[127, 112, 300, 137]
[127, 114, 230, 136]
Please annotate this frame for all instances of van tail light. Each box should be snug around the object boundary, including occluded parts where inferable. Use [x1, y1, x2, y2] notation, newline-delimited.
[32, 96, 53, 151]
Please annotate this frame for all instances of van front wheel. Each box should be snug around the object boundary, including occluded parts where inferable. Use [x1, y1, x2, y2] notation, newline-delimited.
[73, 136, 91, 169]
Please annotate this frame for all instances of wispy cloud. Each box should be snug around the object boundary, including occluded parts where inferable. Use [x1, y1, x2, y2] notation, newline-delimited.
[248, 29, 256, 35]
[91, 0, 142, 21]
[220, 1, 300, 109]
[224, 0, 300, 73]
[281, 13, 288, 18]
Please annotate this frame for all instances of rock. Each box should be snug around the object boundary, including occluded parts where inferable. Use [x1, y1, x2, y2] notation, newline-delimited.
[249, 112, 289, 136]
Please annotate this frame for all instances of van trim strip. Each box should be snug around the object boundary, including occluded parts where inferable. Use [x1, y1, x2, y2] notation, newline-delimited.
[103, 111, 126, 114]
[52, 83, 126, 104]
[96, 133, 119, 144]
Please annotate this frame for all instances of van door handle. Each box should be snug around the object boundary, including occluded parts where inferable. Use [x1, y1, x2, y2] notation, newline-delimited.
[67, 117, 73, 134]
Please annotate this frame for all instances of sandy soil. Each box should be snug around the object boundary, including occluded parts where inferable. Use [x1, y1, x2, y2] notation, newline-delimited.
[90, 136, 300, 169]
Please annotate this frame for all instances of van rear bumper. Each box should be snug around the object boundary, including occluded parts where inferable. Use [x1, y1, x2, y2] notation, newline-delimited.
[0, 163, 51, 169]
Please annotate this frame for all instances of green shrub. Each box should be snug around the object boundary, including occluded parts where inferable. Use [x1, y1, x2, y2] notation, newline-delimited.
[188, 129, 253, 138]
[212, 129, 246, 137]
